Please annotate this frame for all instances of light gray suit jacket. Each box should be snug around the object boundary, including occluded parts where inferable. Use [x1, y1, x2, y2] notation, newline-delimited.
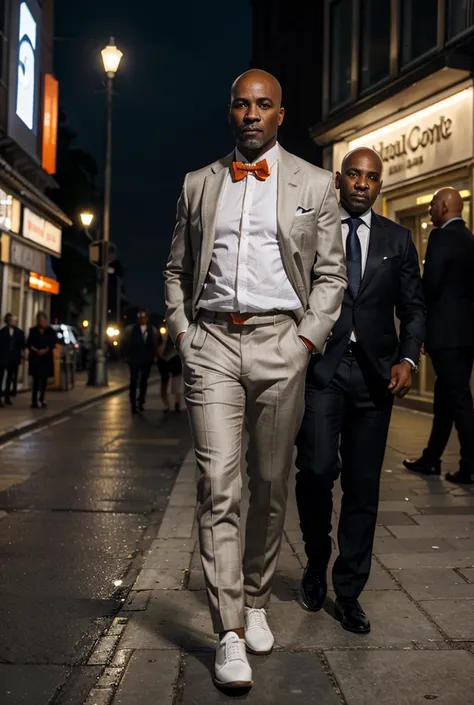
[164, 146, 347, 352]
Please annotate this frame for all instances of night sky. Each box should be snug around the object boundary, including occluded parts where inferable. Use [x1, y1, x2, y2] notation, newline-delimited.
[54, 0, 252, 313]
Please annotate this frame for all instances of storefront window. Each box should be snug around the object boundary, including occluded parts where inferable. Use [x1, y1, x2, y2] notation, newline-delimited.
[401, 0, 438, 67]
[447, 0, 474, 40]
[330, 0, 353, 109]
[360, 0, 391, 91]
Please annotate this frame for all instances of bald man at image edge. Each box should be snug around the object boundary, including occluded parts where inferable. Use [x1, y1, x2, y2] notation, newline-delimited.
[404, 188, 474, 484]
[295, 148, 425, 634]
[164, 69, 347, 689]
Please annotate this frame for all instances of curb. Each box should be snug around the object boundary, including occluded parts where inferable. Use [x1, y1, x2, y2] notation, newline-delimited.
[0, 382, 131, 445]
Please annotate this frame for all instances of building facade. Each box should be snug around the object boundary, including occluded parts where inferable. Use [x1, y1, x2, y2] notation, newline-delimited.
[250, 0, 324, 163]
[313, 0, 474, 405]
[0, 0, 69, 348]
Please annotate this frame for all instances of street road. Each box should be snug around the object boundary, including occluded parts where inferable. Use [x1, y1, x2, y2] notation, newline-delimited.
[0, 384, 192, 703]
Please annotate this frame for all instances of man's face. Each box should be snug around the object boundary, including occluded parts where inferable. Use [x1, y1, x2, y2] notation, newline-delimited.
[5, 315, 12, 327]
[229, 76, 284, 155]
[11, 317, 18, 328]
[429, 193, 446, 227]
[138, 312, 148, 326]
[38, 315, 47, 329]
[336, 152, 383, 214]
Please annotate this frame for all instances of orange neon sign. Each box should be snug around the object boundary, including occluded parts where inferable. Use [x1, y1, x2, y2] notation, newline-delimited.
[42, 74, 59, 175]
[29, 272, 60, 295]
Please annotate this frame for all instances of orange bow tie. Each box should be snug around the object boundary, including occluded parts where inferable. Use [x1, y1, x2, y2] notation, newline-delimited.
[232, 159, 271, 182]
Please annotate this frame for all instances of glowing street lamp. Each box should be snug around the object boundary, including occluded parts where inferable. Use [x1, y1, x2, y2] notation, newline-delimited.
[101, 37, 123, 77]
[80, 211, 94, 228]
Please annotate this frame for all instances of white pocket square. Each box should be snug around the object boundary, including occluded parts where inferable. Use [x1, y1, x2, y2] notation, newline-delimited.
[295, 206, 315, 216]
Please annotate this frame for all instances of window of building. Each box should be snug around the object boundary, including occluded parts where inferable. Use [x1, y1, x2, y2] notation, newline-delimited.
[401, 0, 438, 66]
[447, 0, 474, 40]
[360, 0, 391, 91]
[330, 0, 353, 109]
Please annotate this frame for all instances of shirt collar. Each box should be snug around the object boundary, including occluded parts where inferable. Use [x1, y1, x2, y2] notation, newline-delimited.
[235, 142, 279, 169]
[442, 217, 464, 229]
[339, 204, 372, 228]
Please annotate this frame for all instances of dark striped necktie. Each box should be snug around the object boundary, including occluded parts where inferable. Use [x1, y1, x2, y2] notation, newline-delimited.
[343, 217, 364, 297]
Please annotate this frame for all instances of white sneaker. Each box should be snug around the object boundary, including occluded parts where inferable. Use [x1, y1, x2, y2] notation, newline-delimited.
[244, 607, 275, 655]
[214, 632, 253, 689]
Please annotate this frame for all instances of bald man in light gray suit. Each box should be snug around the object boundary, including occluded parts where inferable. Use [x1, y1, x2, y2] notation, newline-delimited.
[164, 69, 347, 690]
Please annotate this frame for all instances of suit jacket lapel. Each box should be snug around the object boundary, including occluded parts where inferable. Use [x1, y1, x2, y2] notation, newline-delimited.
[198, 152, 233, 292]
[277, 147, 304, 299]
[357, 212, 389, 298]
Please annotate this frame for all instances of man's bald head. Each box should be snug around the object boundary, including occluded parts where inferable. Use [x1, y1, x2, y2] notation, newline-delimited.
[231, 69, 282, 107]
[341, 147, 383, 175]
[430, 187, 464, 228]
[229, 69, 284, 161]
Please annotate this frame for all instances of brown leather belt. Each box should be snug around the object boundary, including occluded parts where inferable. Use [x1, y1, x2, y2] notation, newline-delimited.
[199, 310, 295, 326]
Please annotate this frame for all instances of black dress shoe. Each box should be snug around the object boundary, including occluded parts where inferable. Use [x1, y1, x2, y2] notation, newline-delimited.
[334, 598, 371, 634]
[403, 457, 441, 476]
[300, 564, 327, 612]
[446, 470, 474, 485]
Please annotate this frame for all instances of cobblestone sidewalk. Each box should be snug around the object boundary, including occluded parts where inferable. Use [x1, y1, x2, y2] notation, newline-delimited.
[85, 406, 474, 705]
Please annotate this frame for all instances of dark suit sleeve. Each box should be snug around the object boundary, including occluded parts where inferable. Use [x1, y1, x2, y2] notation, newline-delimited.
[396, 230, 426, 364]
[422, 228, 449, 303]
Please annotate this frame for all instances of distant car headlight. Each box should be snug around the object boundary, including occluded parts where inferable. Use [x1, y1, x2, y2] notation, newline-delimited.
[106, 326, 116, 338]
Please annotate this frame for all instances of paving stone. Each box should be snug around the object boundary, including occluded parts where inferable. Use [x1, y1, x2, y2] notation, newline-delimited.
[112, 650, 180, 705]
[377, 552, 474, 570]
[157, 507, 196, 539]
[133, 569, 186, 590]
[268, 592, 442, 649]
[459, 568, 474, 582]
[122, 590, 151, 612]
[0, 665, 68, 705]
[373, 537, 453, 553]
[404, 583, 474, 600]
[391, 567, 467, 587]
[377, 512, 419, 526]
[378, 500, 420, 513]
[180, 651, 341, 705]
[419, 600, 474, 640]
[325, 650, 474, 705]
[119, 590, 215, 651]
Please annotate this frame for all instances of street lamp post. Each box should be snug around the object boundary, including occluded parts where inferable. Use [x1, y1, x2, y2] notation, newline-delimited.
[96, 37, 123, 386]
[80, 211, 99, 386]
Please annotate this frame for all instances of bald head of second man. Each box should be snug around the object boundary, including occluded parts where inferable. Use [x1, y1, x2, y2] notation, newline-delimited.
[336, 147, 384, 216]
[430, 187, 464, 228]
[229, 69, 284, 161]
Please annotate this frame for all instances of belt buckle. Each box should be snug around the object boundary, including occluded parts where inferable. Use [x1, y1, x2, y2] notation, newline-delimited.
[230, 313, 247, 325]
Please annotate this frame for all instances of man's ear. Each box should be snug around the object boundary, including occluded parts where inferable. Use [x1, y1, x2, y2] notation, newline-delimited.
[278, 107, 285, 127]
[335, 171, 341, 190]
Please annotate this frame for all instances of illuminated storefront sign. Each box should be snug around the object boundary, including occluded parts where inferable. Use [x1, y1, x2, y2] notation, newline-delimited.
[29, 272, 59, 294]
[16, 2, 37, 131]
[23, 208, 62, 255]
[42, 74, 59, 174]
[348, 88, 473, 187]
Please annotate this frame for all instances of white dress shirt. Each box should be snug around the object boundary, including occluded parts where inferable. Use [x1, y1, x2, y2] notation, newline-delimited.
[198, 143, 300, 312]
[340, 205, 371, 343]
[441, 217, 464, 229]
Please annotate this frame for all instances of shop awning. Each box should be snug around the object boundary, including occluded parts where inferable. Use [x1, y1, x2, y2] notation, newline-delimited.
[0, 155, 72, 228]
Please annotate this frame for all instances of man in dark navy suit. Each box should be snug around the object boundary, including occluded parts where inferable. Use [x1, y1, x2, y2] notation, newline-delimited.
[404, 188, 474, 485]
[122, 310, 158, 413]
[295, 148, 425, 634]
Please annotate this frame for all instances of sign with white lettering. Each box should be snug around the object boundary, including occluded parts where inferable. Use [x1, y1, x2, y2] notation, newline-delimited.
[22, 207, 62, 255]
[348, 88, 473, 188]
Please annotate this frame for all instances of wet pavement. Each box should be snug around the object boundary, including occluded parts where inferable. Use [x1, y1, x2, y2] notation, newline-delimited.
[2, 399, 474, 704]
[0, 385, 192, 704]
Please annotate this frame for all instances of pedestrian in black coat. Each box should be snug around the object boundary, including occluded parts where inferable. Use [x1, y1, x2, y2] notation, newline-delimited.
[27, 312, 57, 408]
[404, 188, 474, 485]
[122, 310, 158, 413]
[0, 315, 25, 405]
